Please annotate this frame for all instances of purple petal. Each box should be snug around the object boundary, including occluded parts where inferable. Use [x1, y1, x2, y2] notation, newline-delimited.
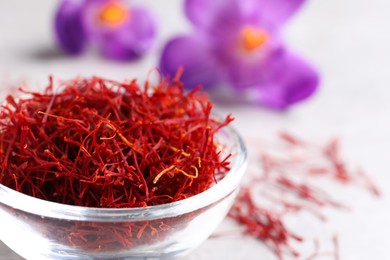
[221, 35, 284, 90]
[54, 0, 88, 54]
[247, 51, 319, 109]
[256, 0, 306, 25]
[159, 35, 222, 89]
[185, 0, 232, 29]
[185, 0, 263, 34]
[96, 7, 156, 61]
[185, 0, 304, 33]
[185, 0, 262, 27]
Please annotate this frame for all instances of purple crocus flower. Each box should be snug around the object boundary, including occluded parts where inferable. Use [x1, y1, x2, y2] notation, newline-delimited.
[55, 0, 156, 61]
[159, 0, 319, 109]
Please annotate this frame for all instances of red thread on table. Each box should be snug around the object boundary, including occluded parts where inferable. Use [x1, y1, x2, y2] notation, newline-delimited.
[228, 132, 380, 259]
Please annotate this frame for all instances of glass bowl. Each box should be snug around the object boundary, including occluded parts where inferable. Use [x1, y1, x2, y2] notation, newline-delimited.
[0, 124, 247, 260]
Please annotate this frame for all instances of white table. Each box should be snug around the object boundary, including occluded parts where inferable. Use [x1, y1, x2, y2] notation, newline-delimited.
[1, 0, 389, 259]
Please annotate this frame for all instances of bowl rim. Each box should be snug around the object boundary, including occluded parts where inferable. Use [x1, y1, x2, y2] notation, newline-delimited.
[0, 123, 247, 222]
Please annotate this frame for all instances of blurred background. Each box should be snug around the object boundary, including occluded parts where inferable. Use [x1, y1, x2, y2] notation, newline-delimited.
[0, 0, 389, 259]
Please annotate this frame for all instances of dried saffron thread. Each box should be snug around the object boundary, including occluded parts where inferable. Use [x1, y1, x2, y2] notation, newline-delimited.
[228, 132, 379, 259]
[306, 236, 339, 260]
[0, 76, 233, 207]
[0, 75, 234, 252]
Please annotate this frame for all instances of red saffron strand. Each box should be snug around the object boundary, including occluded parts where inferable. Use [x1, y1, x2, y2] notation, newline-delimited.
[0, 76, 232, 207]
[228, 132, 380, 259]
[0, 75, 234, 251]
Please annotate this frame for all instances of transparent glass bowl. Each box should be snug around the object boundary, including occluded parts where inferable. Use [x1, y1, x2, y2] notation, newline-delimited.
[0, 124, 247, 259]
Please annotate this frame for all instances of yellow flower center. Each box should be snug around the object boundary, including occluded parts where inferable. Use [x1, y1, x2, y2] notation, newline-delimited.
[99, 2, 129, 26]
[241, 26, 268, 52]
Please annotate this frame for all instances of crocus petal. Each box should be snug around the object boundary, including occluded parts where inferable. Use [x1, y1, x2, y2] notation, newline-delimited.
[249, 51, 319, 109]
[54, 0, 88, 54]
[185, 0, 220, 29]
[185, 0, 255, 33]
[159, 35, 222, 89]
[256, 0, 306, 25]
[97, 7, 156, 60]
[180, 0, 317, 109]
[222, 35, 284, 91]
[185, 0, 305, 33]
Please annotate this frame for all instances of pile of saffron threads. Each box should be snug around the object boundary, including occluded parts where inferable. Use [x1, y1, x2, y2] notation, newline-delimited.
[0, 76, 233, 208]
[228, 132, 380, 259]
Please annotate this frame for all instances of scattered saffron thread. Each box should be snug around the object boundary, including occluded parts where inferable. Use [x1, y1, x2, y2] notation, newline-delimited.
[228, 132, 380, 259]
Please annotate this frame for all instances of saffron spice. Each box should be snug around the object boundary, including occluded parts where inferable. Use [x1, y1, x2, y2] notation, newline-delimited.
[0, 76, 232, 207]
[0, 75, 233, 251]
[228, 132, 379, 259]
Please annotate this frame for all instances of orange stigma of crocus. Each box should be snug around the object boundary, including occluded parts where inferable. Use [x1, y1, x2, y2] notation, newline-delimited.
[98, 2, 129, 26]
[241, 26, 268, 52]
